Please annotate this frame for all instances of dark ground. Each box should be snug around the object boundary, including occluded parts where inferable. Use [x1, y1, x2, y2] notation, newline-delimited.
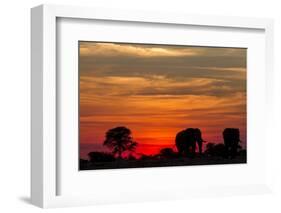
[80, 153, 247, 170]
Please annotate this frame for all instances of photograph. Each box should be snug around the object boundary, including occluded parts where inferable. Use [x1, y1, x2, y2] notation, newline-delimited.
[79, 41, 247, 170]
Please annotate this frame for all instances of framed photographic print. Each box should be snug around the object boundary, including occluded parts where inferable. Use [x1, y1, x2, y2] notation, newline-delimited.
[31, 4, 274, 208]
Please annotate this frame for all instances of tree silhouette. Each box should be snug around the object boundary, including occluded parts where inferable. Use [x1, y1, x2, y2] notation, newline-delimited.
[103, 126, 138, 159]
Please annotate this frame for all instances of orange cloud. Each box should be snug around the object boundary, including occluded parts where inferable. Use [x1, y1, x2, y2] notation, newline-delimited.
[80, 42, 202, 58]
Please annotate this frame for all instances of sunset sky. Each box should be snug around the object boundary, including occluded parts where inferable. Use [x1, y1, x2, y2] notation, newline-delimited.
[79, 42, 246, 159]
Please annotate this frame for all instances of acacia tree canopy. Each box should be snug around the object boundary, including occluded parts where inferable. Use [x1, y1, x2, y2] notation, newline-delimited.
[103, 126, 138, 158]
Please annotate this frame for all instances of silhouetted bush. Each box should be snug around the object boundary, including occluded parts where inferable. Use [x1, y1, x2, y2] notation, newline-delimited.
[125, 154, 137, 161]
[88, 152, 115, 163]
[205, 143, 226, 158]
[238, 149, 246, 156]
[79, 159, 89, 169]
[159, 148, 177, 158]
[139, 154, 154, 160]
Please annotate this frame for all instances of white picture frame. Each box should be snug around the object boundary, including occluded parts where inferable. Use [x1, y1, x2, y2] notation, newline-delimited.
[31, 4, 274, 208]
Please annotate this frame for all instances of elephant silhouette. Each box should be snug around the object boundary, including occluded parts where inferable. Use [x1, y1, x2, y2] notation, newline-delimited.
[223, 128, 241, 158]
[175, 128, 204, 157]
